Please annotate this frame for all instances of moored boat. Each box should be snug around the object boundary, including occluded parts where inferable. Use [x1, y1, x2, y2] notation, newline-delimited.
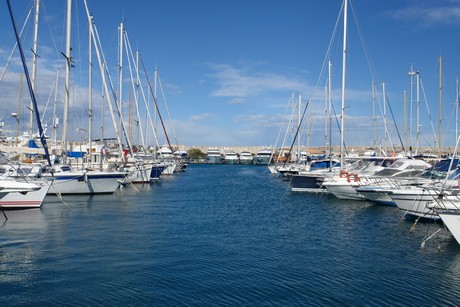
[239, 150, 253, 165]
[206, 147, 222, 164]
[253, 148, 273, 165]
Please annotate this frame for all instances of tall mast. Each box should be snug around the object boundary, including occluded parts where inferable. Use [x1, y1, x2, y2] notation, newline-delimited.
[118, 20, 124, 141]
[298, 92, 302, 160]
[415, 71, 420, 155]
[438, 55, 442, 154]
[328, 60, 332, 168]
[403, 90, 407, 152]
[340, 0, 348, 168]
[383, 82, 388, 152]
[88, 13, 93, 169]
[30, 0, 40, 140]
[372, 81, 376, 149]
[62, 0, 72, 156]
[456, 78, 459, 142]
[16, 73, 23, 147]
[52, 69, 59, 148]
[408, 66, 415, 153]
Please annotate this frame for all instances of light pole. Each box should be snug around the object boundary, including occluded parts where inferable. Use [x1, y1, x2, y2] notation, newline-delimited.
[77, 128, 88, 169]
[11, 113, 19, 146]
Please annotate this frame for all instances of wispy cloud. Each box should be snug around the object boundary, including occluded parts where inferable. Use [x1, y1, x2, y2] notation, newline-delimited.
[188, 113, 218, 122]
[207, 63, 306, 102]
[385, 1, 460, 27]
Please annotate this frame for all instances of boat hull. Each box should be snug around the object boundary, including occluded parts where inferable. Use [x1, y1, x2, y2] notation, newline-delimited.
[207, 156, 222, 164]
[355, 186, 395, 206]
[0, 179, 52, 209]
[437, 211, 460, 245]
[389, 188, 439, 220]
[322, 180, 366, 200]
[48, 171, 124, 195]
[290, 174, 327, 193]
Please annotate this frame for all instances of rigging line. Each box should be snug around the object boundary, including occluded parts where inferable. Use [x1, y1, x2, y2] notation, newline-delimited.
[139, 55, 173, 151]
[349, 0, 380, 84]
[384, 94, 405, 152]
[40, 69, 60, 123]
[0, 5, 33, 84]
[130, 56, 160, 149]
[420, 78, 441, 153]
[283, 99, 310, 168]
[40, 1, 61, 61]
[7, 0, 51, 167]
[92, 21, 132, 154]
[311, 2, 344, 103]
[157, 71, 179, 147]
[330, 102, 349, 157]
[270, 95, 292, 163]
[123, 30, 145, 149]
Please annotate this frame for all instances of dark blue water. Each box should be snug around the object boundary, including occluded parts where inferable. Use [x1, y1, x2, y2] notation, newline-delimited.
[2, 164, 460, 306]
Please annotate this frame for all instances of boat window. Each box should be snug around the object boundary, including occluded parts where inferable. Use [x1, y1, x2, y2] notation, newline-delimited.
[61, 165, 72, 172]
[388, 162, 404, 169]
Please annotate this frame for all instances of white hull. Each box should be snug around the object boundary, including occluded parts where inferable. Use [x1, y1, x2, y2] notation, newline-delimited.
[48, 171, 124, 195]
[356, 187, 394, 205]
[161, 162, 176, 175]
[322, 179, 366, 200]
[0, 179, 52, 209]
[239, 158, 253, 165]
[437, 211, 460, 245]
[389, 188, 440, 219]
[122, 164, 153, 184]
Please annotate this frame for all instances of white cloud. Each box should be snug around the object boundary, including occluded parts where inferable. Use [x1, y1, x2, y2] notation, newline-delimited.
[207, 63, 306, 100]
[188, 113, 218, 122]
[386, 2, 460, 27]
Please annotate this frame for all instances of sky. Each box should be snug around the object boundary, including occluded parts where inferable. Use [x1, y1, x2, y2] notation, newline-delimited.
[1, 0, 460, 151]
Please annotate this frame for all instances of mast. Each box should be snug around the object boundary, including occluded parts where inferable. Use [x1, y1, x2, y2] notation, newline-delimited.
[456, 78, 459, 142]
[52, 69, 59, 149]
[403, 90, 407, 152]
[16, 73, 23, 147]
[383, 82, 388, 153]
[408, 66, 415, 154]
[372, 81, 376, 149]
[30, 0, 40, 141]
[88, 13, 93, 169]
[6, 0, 51, 167]
[62, 0, 72, 157]
[328, 60, 332, 168]
[118, 20, 124, 142]
[340, 0, 348, 169]
[297, 92, 301, 161]
[415, 71, 420, 155]
[83, 0, 125, 160]
[438, 55, 442, 154]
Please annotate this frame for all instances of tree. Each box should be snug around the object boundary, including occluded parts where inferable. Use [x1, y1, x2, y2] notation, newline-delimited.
[188, 148, 206, 160]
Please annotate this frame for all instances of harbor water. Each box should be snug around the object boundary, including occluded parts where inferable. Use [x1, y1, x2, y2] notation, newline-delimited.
[2, 164, 460, 305]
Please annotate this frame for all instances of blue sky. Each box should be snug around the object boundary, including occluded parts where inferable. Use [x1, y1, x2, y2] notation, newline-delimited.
[1, 0, 460, 150]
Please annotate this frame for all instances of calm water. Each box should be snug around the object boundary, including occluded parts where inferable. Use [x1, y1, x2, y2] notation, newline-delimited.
[1, 164, 460, 305]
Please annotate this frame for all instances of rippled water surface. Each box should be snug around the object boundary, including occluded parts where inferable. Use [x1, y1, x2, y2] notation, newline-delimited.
[2, 164, 460, 305]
